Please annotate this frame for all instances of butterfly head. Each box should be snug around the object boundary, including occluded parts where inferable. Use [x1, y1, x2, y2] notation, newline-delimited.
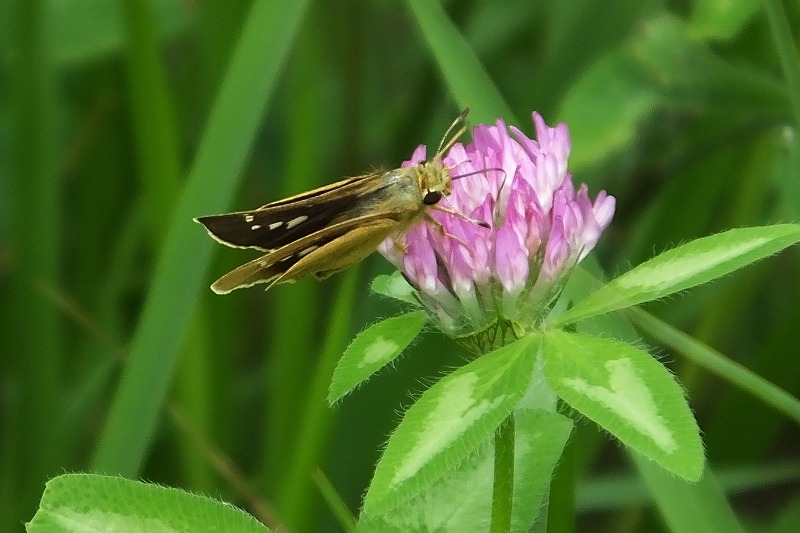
[416, 159, 453, 206]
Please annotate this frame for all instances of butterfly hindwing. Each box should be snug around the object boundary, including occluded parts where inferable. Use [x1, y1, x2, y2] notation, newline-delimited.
[209, 212, 401, 293]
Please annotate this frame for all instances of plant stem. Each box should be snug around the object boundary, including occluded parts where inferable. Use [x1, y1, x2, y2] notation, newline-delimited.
[547, 433, 575, 533]
[763, 0, 800, 129]
[490, 414, 515, 533]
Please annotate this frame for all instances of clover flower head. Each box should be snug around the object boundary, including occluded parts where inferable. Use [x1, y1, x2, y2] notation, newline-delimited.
[379, 112, 615, 344]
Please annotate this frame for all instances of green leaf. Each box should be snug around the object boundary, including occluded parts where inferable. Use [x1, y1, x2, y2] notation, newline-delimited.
[633, 456, 745, 533]
[360, 409, 572, 532]
[26, 473, 269, 533]
[562, 14, 786, 173]
[508, 409, 573, 531]
[371, 272, 420, 306]
[542, 330, 704, 481]
[362, 335, 538, 515]
[328, 311, 428, 404]
[559, 47, 661, 172]
[555, 224, 800, 326]
[688, 0, 761, 41]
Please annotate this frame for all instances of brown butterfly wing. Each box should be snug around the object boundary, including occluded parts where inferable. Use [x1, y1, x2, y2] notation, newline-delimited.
[209, 213, 400, 294]
[194, 173, 383, 251]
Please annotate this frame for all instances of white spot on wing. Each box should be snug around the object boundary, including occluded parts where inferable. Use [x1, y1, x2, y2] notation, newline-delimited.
[298, 245, 318, 257]
[286, 215, 308, 229]
[251, 224, 261, 230]
[269, 222, 283, 230]
[244, 214, 254, 223]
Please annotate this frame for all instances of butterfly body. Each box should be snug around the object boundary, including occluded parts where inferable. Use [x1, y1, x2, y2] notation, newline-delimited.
[195, 159, 455, 294]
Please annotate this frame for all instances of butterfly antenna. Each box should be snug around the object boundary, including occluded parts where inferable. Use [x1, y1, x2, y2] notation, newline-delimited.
[434, 107, 470, 159]
[451, 167, 506, 182]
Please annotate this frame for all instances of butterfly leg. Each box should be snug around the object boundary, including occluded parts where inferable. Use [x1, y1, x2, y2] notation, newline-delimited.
[424, 213, 470, 249]
[393, 240, 409, 254]
[431, 205, 490, 228]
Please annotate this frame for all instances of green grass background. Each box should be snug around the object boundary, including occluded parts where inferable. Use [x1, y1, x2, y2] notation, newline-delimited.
[2, 1, 799, 531]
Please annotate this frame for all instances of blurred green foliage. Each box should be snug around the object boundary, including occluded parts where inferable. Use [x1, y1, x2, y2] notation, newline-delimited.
[1, 1, 799, 532]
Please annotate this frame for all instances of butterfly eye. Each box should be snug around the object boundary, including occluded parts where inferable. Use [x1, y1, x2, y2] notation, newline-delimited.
[423, 190, 442, 205]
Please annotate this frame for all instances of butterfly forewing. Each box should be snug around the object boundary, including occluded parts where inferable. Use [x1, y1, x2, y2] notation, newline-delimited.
[196, 195, 359, 251]
[195, 173, 385, 250]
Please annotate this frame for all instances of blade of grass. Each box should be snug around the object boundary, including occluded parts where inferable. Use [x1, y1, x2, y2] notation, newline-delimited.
[627, 307, 800, 427]
[490, 415, 515, 533]
[578, 460, 800, 511]
[119, 1, 218, 492]
[120, 0, 181, 240]
[547, 434, 576, 533]
[633, 456, 745, 533]
[2, 1, 61, 528]
[261, 13, 326, 491]
[275, 268, 360, 531]
[91, 0, 311, 476]
[312, 468, 358, 533]
[174, 309, 216, 491]
[407, 0, 517, 125]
